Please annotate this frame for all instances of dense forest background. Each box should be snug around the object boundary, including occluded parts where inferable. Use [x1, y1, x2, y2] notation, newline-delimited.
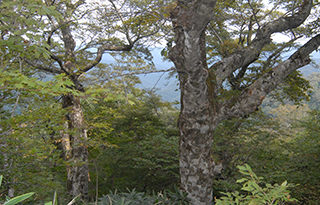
[2, 48, 320, 204]
[1, 0, 320, 204]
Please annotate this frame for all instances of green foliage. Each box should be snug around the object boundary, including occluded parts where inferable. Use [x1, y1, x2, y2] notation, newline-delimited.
[212, 110, 289, 192]
[203, 0, 313, 106]
[96, 188, 191, 205]
[0, 0, 173, 198]
[215, 164, 297, 205]
[0, 175, 34, 205]
[0, 0, 319, 204]
[85, 90, 180, 196]
[284, 109, 320, 204]
[0, 67, 80, 202]
[0, 85, 73, 203]
[268, 71, 312, 106]
[2, 193, 35, 205]
[213, 103, 320, 204]
[0, 71, 78, 96]
[44, 191, 58, 205]
[0, 0, 61, 60]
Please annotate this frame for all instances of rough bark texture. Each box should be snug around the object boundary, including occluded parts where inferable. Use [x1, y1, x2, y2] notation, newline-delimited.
[61, 94, 89, 200]
[169, 1, 217, 204]
[169, 0, 319, 204]
[56, 20, 90, 200]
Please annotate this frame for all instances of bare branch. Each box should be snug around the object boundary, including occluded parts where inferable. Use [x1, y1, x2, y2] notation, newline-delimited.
[260, 1, 281, 21]
[78, 44, 134, 75]
[24, 58, 63, 74]
[49, 54, 70, 74]
[109, 0, 133, 45]
[247, 0, 261, 28]
[46, 20, 74, 46]
[11, 91, 20, 117]
[95, 67, 175, 84]
[72, 0, 85, 13]
[151, 71, 167, 90]
[208, 24, 224, 45]
[76, 19, 162, 76]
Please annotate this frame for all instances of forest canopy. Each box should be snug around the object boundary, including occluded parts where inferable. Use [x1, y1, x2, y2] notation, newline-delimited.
[0, 0, 320, 204]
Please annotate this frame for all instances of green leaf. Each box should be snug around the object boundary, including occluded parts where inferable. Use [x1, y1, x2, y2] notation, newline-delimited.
[44, 191, 58, 205]
[25, 33, 34, 39]
[3, 192, 34, 205]
[237, 165, 246, 171]
[236, 178, 248, 183]
[41, 5, 54, 15]
[281, 180, 288, 187]
[14, 83, 24, 89]
[245, 164, 252, 172]
[53, 190, 58, 205]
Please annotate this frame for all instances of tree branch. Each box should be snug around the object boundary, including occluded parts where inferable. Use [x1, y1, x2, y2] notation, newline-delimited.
[46, 20, 74, 46]
[247, 0, 260, 29]
[61, 22, 76, 58]
[262, 37, 301, 70]
[24, 58, 63, 74]
[77, 44, 134, 76]
[96, 67, 175, 84]
[109, 0, 133, 45]
[50, 54, 70, 74]
[217, 34, 320, 122]
[212, 0, 313, 94]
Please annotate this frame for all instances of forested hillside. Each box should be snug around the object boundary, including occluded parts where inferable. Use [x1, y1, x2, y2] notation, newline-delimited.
[1, 0, 320, 205]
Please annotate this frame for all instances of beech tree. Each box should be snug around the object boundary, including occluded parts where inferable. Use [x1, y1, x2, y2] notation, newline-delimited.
[30, 0, 169, 200]
[1, 0, 170, 201]
[168, 0, 320, 204]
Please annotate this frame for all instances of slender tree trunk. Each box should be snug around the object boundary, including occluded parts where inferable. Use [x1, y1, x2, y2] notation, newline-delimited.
[61, 93, 89, 201]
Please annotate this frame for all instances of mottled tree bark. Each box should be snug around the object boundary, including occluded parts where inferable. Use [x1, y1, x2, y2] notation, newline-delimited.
[169, 0, 319, 204]
[55, 19, 90, 200]
[61, 93, 89, 200]
[169, 1, 217, 204]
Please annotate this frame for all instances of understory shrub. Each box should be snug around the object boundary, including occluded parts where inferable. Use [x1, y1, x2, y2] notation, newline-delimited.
[96, 188, 191, 205]
[215, 164, 297, 205]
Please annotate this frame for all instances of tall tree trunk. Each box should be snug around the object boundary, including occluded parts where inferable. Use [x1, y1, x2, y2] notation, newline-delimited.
[169, 3, 217, 202]
[171, 33, 216, 204]
[58, 18, 90, 200]
[168, 1, 316, 204]
[61, 93, 89, 201]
